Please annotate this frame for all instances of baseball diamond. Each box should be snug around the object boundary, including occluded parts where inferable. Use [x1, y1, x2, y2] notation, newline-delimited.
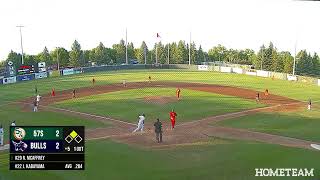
[0, 69, 320, 180]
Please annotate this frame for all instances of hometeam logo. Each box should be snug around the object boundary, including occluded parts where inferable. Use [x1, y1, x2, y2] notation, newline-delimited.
[13, 127, 26, 141]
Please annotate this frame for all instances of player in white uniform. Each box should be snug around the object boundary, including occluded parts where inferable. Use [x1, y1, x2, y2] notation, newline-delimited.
[132, 114, 145, 133]
[0, 124, 3, 146]
[308, 99, 312, 110]
[36, 94, 41, 104]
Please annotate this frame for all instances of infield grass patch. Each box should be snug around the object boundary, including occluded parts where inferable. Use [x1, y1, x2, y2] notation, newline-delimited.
[53, 88, 264, 123]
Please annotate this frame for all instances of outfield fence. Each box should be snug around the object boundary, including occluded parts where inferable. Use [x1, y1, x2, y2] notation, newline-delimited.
[1, 63, 320, 87]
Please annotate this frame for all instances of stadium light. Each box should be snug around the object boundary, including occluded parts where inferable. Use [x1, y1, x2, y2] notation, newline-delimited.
[16, 25, 24, 65]
[56, 47, 60, 71]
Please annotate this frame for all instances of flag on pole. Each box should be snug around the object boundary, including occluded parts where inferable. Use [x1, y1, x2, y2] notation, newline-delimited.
[156, 33, 161, 38]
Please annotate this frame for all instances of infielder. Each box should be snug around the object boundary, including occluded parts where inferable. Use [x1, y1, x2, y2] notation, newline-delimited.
[51, 88, 55, 97]
[133, 114, 145, 133]
[256, 92, 260, 103]
[308, 99, 312, 110]
[72, 89, 76, 98]
[176, 88, 181, 100]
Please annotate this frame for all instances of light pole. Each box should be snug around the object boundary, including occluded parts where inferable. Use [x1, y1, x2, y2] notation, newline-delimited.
[261, 48, 264, 70]
[125, 28, 128, 64]
[16, 25, 24, 64]
[293, 41, 297, 75]
[56, 48, 60, 71]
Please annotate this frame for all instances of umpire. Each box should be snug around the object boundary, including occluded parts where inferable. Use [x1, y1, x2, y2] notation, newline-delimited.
[154, 118, 162, 143]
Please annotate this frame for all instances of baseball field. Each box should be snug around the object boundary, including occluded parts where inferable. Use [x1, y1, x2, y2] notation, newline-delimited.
[0, 69, 320, 180]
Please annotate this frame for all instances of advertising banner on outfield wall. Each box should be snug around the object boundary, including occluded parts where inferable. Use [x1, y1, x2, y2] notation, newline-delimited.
[198, 65, 209, 71]
[232, 67, 243, 74]
[62, 69, 74, 76]
[35, 72, 48, 79]
[256, 70, 270, 78]
[17, 74, 35, 81]
[245, 71, 257, 76]
[220, 66, 232, 73]
[287, 75, 297, 81]
[3, 76, 17, 84]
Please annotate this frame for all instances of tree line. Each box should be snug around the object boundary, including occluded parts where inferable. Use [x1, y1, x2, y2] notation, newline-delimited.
[1, 40, 319, 77]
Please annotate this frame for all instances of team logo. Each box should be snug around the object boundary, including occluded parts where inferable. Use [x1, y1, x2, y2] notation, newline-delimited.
[13, 127, 26, 141]
[12, 141, 28, 152]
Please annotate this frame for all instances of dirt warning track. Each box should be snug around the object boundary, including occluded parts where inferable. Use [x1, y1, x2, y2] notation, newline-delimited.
[17, 81, 316, 150]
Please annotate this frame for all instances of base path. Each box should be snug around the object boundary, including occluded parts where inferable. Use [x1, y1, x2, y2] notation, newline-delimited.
[16, 81, 316, 150]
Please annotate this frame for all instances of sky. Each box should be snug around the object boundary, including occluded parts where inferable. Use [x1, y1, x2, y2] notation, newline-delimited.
[0, 0, 319, 61]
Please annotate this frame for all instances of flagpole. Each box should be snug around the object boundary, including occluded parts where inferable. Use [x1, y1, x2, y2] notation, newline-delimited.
[125, 28, 128, 64]
[155, 43, 158, 64]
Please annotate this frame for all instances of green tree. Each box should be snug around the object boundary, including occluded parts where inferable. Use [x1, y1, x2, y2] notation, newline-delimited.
[196, 45, 205, 64]
[37, 47, 52, 65]
[51, 47, 70, 68]
[136, 41, 148, 64]
[69, 40, 82, 67]
[280, 51, 293, 74]
[176, 40, 187, 64]
[112, 39, 126, 64]
[208, 44, 227, 62]
[6, 50, 22, 70]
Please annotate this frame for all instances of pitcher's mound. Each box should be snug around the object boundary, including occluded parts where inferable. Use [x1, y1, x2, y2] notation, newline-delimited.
[142, 96, 178, 105]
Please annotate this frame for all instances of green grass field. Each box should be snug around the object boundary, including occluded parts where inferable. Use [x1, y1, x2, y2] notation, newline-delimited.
[0, 70, 320, 104]
[216, 107, 320, 142]
[0, 105, 108, 142]
[0, 69, 320, 180]
[0, 139, 319, 180]
[53, 88, 263, 123]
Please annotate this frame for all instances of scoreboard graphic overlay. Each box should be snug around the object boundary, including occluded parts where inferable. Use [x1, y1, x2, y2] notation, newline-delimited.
[9, 126, 85, 170]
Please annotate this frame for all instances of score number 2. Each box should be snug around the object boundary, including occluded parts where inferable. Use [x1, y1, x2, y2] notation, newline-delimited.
[56, 130, 60, 137]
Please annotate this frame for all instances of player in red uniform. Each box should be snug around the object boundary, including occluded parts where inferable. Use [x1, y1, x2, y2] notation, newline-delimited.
[51, 88, 55, 97]
[176, 88, 181, 100]
[169, 109, 177, 130]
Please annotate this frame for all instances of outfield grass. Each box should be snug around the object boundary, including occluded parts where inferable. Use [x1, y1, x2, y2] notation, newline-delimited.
[53, 88, 264, 123]
[0, 70, 320, 105]
[216, 108, 320, 142]
[0, 139, 319, 180]
[0, 105, 108, 141]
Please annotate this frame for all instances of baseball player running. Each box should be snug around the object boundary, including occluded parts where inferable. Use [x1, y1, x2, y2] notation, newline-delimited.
[133, 114, 145, 133]
[36, 94, 41, 104]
